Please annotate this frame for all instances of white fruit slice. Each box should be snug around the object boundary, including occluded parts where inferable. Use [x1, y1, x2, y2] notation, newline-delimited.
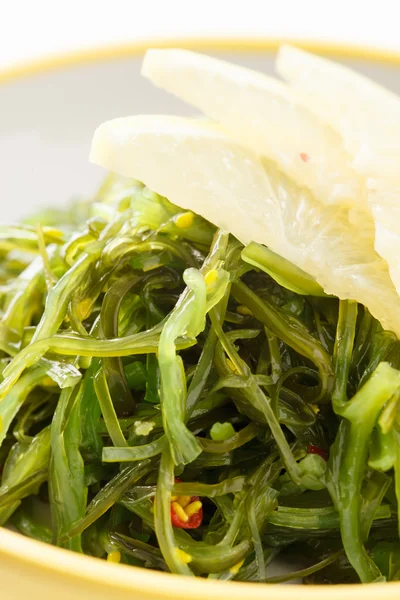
[276, 44, 400, 180]
[142, 48, 365, 210]
[276, 44, 400, 294]
[90, 114, 400, 336]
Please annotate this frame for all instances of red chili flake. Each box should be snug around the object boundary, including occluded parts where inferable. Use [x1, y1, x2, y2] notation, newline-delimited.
[171, 497, 203, 529]
[169, 477, 203, 529]
[307, 445, 328, 461]
[300, 152, 310, 162]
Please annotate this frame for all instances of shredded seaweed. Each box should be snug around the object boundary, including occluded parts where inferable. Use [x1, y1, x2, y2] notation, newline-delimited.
[1, 174, 400, 583]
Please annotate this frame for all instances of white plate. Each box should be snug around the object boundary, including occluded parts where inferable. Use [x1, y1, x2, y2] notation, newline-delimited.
[2, 43, 400, 222]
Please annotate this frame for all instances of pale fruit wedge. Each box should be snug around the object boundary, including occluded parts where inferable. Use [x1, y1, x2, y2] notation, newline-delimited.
[90, 114, 400, 336]
[142, 49, 365, 210]
[276, 44, 400, 180]
[276, 45, 400, 294]
[367, 180, 400, 295]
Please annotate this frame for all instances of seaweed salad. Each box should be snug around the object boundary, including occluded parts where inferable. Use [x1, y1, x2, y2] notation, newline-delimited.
[2, 46, 400, 585]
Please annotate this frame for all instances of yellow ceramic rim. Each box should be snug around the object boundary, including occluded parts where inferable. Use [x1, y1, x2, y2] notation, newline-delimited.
[1, 37, 400, 599]
[2, 36, 400, 84]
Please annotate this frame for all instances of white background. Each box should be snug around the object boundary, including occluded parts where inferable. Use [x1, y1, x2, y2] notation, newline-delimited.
[1, 0, 400, 72]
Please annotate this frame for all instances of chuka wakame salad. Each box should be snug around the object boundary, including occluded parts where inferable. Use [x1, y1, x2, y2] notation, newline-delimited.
[2, 47, 400, 586]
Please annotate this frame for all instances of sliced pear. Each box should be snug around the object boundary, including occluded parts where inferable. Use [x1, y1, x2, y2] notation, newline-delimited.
[277, 44, 400, 294]
[276, 44, 400, 180]
[90, 114, 400, 336]
[142, 48, 365, 210]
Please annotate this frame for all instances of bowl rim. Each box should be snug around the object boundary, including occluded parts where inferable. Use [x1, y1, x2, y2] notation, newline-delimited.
[1, 37, 400, 598]
[1, 526, 399, 598]
[2, 36, 400, 83]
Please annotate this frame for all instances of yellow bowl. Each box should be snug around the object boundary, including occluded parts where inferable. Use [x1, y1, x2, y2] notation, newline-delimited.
[2, 38, 400, 600]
